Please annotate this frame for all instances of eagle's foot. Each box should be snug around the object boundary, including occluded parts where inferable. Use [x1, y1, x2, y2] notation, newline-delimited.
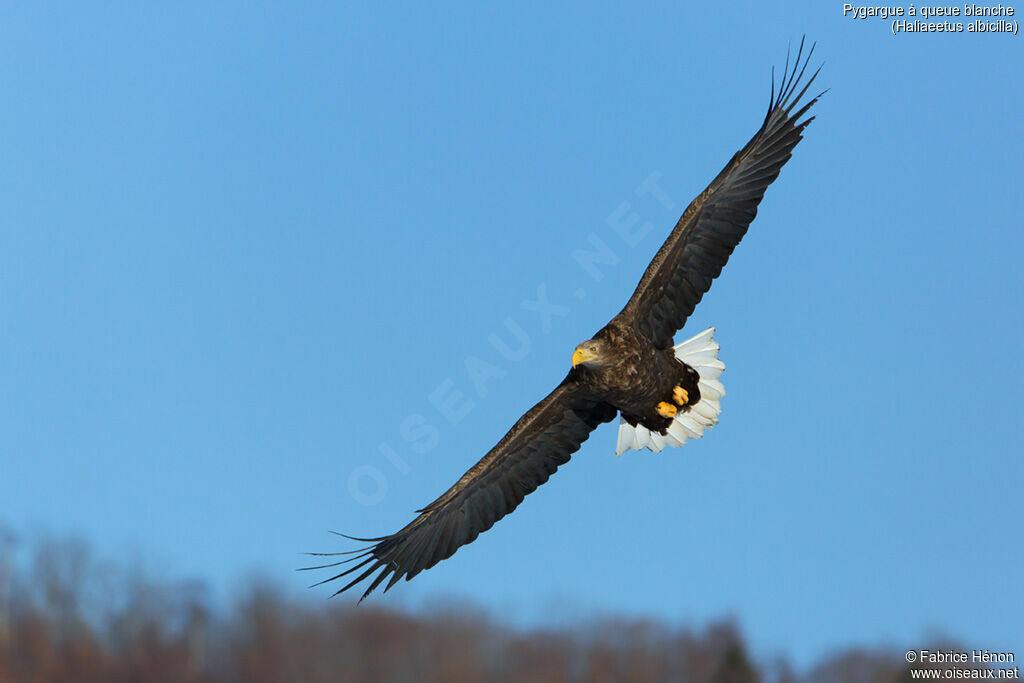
[672, 386, 689, 406]
[655, 401, 677, 418]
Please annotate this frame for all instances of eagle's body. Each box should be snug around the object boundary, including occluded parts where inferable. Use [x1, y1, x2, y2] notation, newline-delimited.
[580, 320, 701, 433]
[308, 40, 823, 601]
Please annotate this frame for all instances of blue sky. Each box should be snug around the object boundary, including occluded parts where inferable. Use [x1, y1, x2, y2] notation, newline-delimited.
[2, 1, 1022, 667]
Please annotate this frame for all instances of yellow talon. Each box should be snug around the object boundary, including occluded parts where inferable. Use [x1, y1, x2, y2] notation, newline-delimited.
[656, 401, 677, 418]
[673, 386, 689, 406]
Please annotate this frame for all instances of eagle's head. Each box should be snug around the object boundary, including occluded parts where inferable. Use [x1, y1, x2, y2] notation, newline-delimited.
[571, 338, 610, 369]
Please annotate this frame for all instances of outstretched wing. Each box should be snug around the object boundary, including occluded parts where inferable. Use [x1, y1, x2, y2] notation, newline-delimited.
[620, 39, 824, 348]
[305, 376, 616, 601]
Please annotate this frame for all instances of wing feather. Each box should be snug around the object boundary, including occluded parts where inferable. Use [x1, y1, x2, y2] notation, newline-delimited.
[303, 376, 616, 601]
[620, 38, 824, 347]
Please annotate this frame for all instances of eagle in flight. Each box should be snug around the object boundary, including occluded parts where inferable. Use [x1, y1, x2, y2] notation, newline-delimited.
[308, 40, 823, 600]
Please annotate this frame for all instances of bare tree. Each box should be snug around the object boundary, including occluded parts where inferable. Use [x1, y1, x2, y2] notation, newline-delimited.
[0, 525, 15, 645]
[0, 523, 1000, 683]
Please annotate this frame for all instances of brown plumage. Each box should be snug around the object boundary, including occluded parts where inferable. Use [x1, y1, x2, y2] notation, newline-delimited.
[306, 39, 823, 601]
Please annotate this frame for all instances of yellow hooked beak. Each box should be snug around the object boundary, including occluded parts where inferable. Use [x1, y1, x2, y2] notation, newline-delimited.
[572, 348, 596, 368]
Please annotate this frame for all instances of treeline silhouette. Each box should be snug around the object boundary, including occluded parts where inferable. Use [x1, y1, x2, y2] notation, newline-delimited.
[0, 526, 987, 682]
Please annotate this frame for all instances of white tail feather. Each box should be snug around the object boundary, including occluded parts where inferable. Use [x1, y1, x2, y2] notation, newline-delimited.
[614, 327, 724, 456]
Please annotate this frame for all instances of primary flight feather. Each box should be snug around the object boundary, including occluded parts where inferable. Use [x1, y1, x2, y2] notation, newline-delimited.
[306, 39, 824, 601]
